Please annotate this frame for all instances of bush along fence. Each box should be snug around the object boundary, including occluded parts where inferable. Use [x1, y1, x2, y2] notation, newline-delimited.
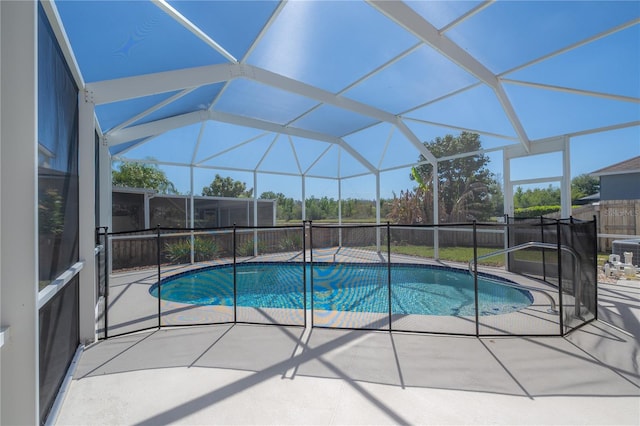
[95, 217, 597, 340]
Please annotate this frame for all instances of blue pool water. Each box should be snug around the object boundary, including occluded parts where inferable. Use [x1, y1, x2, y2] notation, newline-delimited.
[150, 262, 533, 316]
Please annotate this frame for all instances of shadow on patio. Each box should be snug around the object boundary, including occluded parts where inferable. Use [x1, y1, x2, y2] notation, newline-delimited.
[57, 280, 640, 425]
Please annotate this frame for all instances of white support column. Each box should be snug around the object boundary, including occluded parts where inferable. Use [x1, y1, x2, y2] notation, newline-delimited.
[338, 178, 342, 226]
[253, 172, 258, 256]
[376, 172, 381, 251]
[0, 2, 3, 418]
[338, 178, 342, 247]
[189, 166, 194, 264]
[0, 1, 39, 423]
[253, 171, 258, 227]
[144, 194, 151, 228]
[301, 175, 306, 221]
[190, 166, 195, 228]
[561, 136, 572, 218]
[502, 154, 512, 267]
[98, 137, 112, 230]
[433, 163, 439, 260]
[78, 90, 97, 344]
[503, 154, 513, 216]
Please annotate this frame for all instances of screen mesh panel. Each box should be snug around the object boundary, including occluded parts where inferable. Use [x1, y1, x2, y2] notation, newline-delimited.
[311, 225, 390, 330]
[39, 277, 79, 423]
[159, 228, 235, 327]
[106, 229, 159, 337]
[234, 226, 306, 326]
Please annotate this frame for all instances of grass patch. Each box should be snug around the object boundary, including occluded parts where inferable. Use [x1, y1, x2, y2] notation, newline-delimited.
[387, 245, 611, 268]
[367, 245, 505, 267]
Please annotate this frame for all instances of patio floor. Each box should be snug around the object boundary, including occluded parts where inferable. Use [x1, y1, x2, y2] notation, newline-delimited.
[54, 279, 639, 425]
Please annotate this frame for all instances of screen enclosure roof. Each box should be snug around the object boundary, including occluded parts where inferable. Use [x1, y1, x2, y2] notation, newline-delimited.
[48, 1, 640, 180]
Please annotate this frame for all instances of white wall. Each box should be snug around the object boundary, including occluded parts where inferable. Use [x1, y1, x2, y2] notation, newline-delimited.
[0, 1, 40, 423]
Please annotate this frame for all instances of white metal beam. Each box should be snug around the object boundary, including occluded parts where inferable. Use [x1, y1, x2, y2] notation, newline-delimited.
[107, 110, 208, 146]
[87, 63, 237, 105]
[394, 117, 437, 164]
[151, 0, 238, 63]
[368, 0, 531, 153]
[196, 131, 269, 166]
[207, 111, 382, 175]
[438, 1, 495, 34]
[304, 145, 334, 175]
[40, 0, 85, 89]
[208, 109, 344, 145]
[241, 64, 395, 124]
[403, 116, 519, 142]
[501, 79, 640, 104]
[500, 18, 640, 77]
[255, 134, 280, 170]
[107, 88, 197, 135]
[567, 120, 640, 138]
[287, 135, 303, 175]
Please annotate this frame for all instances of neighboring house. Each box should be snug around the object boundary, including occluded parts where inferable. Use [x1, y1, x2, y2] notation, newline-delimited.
[574, 192, 600, 205]
[590, 156, 640, 201]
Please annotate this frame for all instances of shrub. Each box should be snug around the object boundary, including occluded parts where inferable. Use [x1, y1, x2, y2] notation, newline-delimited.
[165, 237, 219, 264]
[514, 205, 561, 218]
[278, 234, 302, 251]
[236, 238, 266, 257]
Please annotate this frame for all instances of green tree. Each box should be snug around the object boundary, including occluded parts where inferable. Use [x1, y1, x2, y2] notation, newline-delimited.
[571, 174, 599, 201]
[260, 191, 300, 221]
[398, 132, 499, 223]
[112, 161, 177, 194]
[514, 185, 560, 208]
[202, 174, 253, 197]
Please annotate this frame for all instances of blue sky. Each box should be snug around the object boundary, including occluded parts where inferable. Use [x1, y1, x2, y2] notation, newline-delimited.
[56, 0, 639, 201]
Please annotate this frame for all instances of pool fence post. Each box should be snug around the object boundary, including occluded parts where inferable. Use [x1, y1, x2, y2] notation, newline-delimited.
[309, 221, 314, 328]
[104, 227, 109, 339]
[387, 222, 392, 332]
[233, 223, 237, 323]
[504, 214, 510, 271]
[556, 219, 564, 335]
[156, 225, 161, 330]
[302, 221, 307, 328]
[541, 216, 546, 282]
[473, 221, 479, 337]
[593, 215, 598, 321]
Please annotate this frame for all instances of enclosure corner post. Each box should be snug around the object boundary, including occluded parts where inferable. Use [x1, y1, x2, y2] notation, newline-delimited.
[556, 220, 564, 335]
[309, 220, 314, 328]
[473, 221, 479, 337]
[504, 214, 510, 271]
[302, 221, 307, 327]
[387, 222, 392, 332]
[593, 215, 598, 321]
[233, 223, 237, 323]
[156, 225, 162, 329]
[104, 227, 110, 339]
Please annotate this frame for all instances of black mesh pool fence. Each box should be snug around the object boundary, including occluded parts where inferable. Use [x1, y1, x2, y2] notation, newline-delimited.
[97, 217, 597, 339]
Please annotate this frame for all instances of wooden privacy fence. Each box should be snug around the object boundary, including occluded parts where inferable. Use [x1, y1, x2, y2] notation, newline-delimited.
[110, 227, 306, 270]
[108, 224, 507, 270]
[551, 200, 640, 251]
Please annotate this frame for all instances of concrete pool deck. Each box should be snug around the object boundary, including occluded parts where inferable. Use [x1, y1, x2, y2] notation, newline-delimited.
[54, 278, 639, 425]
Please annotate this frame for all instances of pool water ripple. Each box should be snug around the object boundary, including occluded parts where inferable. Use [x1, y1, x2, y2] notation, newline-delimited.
[150, 262, 533, 316]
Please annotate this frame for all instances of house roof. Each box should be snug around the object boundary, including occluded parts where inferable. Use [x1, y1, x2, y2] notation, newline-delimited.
[590, 156, 640, 177]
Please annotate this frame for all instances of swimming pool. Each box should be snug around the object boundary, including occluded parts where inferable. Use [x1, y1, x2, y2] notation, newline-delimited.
[150, 262, 533, 316]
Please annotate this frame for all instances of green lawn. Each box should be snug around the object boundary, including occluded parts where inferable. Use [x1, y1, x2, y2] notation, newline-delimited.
[383, 245, 609, 268]
[386, 245, 505, 266]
